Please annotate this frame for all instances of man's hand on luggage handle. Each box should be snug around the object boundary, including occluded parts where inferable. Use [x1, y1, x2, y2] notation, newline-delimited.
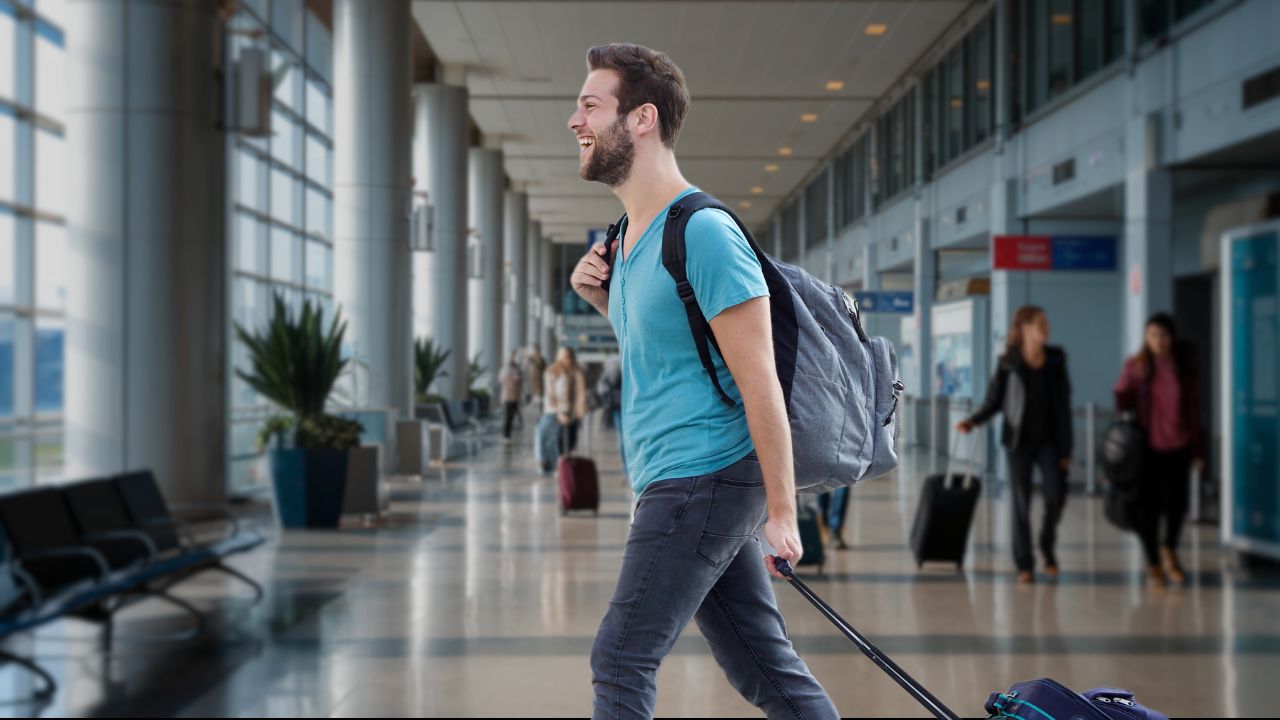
[764, 516, 803, 579]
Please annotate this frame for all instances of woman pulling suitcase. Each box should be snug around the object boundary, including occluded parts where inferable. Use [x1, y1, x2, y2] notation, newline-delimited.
[957, 305, 1073, 585]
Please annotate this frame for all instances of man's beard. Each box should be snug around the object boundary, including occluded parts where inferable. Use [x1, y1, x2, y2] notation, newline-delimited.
[581, 117, 635, 187]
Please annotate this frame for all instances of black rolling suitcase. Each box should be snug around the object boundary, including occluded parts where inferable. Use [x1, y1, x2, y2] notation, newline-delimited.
[910, 439, 982, 570]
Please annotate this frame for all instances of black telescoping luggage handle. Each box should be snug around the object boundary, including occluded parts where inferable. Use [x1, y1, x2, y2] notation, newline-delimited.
[772, 556, 961, 720]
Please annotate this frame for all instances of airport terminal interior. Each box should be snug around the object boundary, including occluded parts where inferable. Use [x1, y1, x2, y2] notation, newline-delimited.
[1, 0, 1279, 716]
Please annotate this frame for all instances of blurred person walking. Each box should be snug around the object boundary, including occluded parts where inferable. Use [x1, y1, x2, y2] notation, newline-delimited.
[596, 354, 628, 484]
[957, 305, 1073, 585]
[1113, 313, 1204, 590]
[525, 346, 546, 406]
[568, 43, 835, 720]
[544, 347, 589, 455]
[500, 351, 524, 442]
[817, 487, 850, 549]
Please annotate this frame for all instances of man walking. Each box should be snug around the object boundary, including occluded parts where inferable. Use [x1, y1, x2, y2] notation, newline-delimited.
[568, 43, 837, 720]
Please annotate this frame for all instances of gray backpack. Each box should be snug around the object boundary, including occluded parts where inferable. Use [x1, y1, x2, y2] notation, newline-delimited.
[602, 191, 904, 492]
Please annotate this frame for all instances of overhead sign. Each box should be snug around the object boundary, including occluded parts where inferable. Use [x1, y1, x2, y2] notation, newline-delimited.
[854, 291, 914, 314]
[994, 235, 1117, 271]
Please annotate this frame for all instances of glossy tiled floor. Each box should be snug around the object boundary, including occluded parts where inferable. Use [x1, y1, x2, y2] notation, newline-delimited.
[4, 416, 1278, 717]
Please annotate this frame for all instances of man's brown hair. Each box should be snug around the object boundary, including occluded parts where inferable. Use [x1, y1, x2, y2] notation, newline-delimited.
[586, 43, 690, 148]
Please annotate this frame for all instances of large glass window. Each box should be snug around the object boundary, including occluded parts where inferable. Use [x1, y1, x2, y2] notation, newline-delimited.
[0, 1, 67, 484]
[0, 211, 13, 305]
[781, 199, 801, 262]
[34, 127, 65, 216]
[0, 108, 16, 202]
[1021, 0, 1126, 118]
[227, 1, 334, 495]
[924, 12, 996, 175]
[875, 91, 915, 205]
[34, 317, 62, 413]
[0, 4, 16, 100]
[1141, 0, 1220, 42]
[35, 221, 66, 311]
[0, 314, 13, 417]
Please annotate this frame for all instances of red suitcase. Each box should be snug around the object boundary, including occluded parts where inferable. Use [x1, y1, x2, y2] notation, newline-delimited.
[558, 455, 599, 515]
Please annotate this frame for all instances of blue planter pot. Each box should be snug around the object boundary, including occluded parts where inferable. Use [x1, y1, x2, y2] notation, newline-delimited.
[269, 448, 350, 529]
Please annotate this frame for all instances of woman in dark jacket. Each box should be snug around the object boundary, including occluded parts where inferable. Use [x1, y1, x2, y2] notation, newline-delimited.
[1113, 313, 1204, 590]
[957, 305, 1073, 585]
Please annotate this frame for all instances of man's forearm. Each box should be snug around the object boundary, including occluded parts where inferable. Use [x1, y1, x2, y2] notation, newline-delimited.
[740, 382, 796, 520]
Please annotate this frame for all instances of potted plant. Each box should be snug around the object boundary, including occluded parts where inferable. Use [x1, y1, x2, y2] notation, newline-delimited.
[466, 353, 489, 417]
[235, 294, 363, 529]
[414, 337, 450, 405]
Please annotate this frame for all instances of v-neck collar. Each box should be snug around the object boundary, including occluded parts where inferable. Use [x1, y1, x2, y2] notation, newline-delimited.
[618, 186, 697, 265]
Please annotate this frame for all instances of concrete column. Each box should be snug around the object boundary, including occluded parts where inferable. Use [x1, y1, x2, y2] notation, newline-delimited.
[65, 0, 226, 502]
[503, 190, 529, 361]
[541, 238, 557, 357]
[1123, 117, 1174, 353]
[333, 0, 413, 419]
[467, 148, 504, 391]
[412, 84, 469, 401]
[526, 219, 543, 350]
[910, 212, 934, 401]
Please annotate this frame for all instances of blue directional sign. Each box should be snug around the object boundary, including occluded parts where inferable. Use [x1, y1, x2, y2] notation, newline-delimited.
[854, 291, 914, 314]
[1051, 235, 1118, 271]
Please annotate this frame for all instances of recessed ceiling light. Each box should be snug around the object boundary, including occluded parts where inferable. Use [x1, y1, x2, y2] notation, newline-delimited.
[976, 80, 991, 91]
[864, 23, 888, 36]
[739, 201, 753, 209]
[1051, 13, 1072, 25]
[777, 147, 793, 157]
[751, 186, 764, 194]
[764, 163, 780, 172]
[825, 80, 845, 92]
[950, 97, 963, 108]
[800, 113, 819, 123]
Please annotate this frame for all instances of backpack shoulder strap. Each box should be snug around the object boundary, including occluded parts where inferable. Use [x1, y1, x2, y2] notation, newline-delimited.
[600, 212, 627, 293]
[660, 191, 768, 408]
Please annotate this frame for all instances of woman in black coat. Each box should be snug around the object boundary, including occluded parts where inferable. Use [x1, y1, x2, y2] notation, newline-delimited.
[957, 305, 1073, 585]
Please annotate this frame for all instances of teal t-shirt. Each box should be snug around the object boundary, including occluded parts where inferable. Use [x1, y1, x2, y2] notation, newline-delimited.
[607, 187, 770, 495]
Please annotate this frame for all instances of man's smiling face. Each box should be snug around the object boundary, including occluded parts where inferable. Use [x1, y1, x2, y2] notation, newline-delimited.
[568, 69, 636, 187]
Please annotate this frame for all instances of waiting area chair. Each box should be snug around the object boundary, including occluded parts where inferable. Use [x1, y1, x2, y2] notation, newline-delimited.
[0, 470, 265, 701]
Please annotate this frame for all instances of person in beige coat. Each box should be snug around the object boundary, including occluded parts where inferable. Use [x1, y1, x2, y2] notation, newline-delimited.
[543, 347, 589, 455]
[525, 346, 547, 405]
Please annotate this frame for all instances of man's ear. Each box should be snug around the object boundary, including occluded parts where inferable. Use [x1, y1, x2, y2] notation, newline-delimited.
[633, 103, 660, 137]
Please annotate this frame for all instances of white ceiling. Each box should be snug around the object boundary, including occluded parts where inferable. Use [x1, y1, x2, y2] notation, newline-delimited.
[411, 0, 970, 243]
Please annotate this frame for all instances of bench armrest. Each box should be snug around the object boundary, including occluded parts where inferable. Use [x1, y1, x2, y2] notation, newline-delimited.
[17, 546, 111, 582]
[83, 530, 159, 561]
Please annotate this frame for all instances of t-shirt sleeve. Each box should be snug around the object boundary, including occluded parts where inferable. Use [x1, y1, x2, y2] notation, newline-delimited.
[683, 208, 769, 321]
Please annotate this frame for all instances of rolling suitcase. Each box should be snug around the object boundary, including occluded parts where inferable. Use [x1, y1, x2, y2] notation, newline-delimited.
[558, 423, 599, 515]
[910, 436, 982, 570]
[775, 558, 1169, 720]
[910, 473, 981, 569]
[773, 557, 960, 720]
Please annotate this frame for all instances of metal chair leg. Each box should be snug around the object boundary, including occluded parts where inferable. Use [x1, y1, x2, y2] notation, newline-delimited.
[206, 563, 266, 604]
[0, 648, 57, 702]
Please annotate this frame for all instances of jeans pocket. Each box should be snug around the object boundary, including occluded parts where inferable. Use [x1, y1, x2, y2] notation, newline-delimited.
[694, 478, 766, 567]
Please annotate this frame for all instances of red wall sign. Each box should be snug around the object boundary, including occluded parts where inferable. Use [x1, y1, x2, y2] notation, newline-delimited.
[993, 235, 1053, 270]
